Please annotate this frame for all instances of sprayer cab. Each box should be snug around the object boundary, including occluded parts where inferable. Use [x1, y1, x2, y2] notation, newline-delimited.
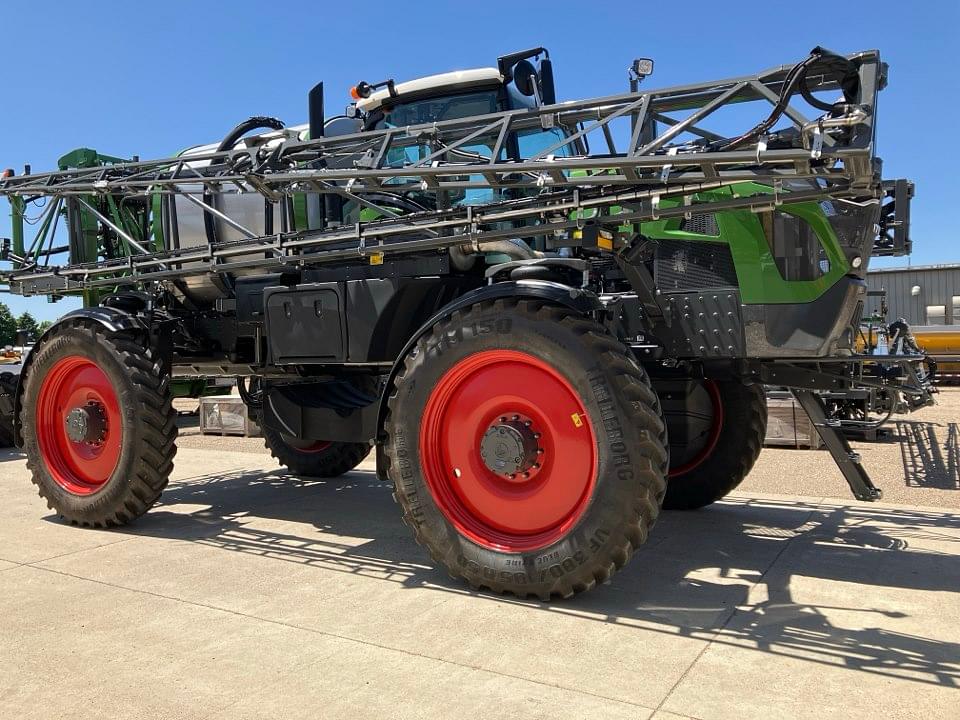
[347, 47, 556, 123]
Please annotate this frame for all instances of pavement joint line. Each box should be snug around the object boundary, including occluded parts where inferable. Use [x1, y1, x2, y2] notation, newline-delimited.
[23, 535, 137, 567]
[651, 503, 819, 717]
[16, 563, 658, 713]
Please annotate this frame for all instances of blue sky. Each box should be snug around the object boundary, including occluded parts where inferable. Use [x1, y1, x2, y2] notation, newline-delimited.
[1, 0, 956, 321]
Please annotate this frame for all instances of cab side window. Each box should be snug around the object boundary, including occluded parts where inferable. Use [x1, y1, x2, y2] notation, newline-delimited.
[760, 210, 830, 281]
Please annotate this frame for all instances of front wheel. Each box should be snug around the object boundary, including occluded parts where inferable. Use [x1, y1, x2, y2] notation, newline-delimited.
[384, 299, 668, 600]
[657, 377, 767, 510]
[20, 319, 177, 526]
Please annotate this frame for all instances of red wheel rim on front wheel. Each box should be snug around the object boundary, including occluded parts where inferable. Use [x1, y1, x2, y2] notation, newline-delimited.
[419, 350, 597, 552]
[36, 356, 123, 495]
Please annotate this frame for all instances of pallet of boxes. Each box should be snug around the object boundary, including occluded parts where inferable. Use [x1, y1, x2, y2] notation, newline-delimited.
[199, 394, 262, 438]
[764, 390, 823, 449]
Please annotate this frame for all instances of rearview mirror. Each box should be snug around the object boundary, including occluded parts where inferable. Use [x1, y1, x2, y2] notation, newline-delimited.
[513, 59, 539, 97]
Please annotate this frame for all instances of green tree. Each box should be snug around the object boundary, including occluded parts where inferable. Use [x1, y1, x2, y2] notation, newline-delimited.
[16, 311, 39, 340]
[37, 319, 53, 334]
[0, 302, 16, 346]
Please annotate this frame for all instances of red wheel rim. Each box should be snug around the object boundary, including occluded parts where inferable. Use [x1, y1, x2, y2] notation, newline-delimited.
[36, 356, 122, 495]
[288, 439, 332, 454]
[669, 379, 723, 478]
[419, 350, 597, 552]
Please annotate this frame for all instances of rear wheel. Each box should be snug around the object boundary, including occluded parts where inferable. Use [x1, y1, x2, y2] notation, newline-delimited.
[20, 320, 177, 526]
[384, 299, 668, 600]
[263, 424, 371, 478]
[658, 377, 766, 510]
[0, 372, 16, 448]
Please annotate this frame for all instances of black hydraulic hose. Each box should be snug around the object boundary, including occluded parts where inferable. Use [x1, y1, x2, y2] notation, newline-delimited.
[716, 47, 860, 152]
[716, 53, 821, 151]
[203, 116, 285, 247]
[363, 192, 430, 214]
[237, 377, 263, 409]
[217, 116, 285, 155]
[799, 47, 861, 111]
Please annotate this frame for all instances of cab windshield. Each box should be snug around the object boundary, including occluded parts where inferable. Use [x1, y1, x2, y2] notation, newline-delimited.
[380, 91, 499, 127]
[373, 90, 575, 208]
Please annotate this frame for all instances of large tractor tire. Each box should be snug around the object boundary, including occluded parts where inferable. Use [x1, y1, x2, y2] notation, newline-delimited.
[658, 377, 767, 510]
[20, 319, 177, 527]
[263, 425, 372, 478]
[0, 372, 16, 448]
[384, 299, 668, 600]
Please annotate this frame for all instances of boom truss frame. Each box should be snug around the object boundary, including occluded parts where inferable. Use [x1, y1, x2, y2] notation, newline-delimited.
[1, 49, 888, 296]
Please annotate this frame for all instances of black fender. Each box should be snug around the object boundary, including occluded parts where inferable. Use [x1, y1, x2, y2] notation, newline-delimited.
[375, 279, 601, 451]
[11, 306, 148, 446]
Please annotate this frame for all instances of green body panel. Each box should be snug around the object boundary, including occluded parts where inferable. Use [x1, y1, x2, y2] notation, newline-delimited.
[54, 149, 154, 306]
[151, 193, 164, 251]
[10, 195, 25, 264]
[171, 378, 231, 399]
[571, 179, 849, 305]
[57, 148, 128, 171]
[292, 194, 308, 230]
[636, 183, 849, 304]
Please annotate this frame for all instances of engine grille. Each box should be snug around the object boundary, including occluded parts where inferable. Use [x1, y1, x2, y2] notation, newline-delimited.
[679, 212, 719, 236]
[655, 238, 738, 291]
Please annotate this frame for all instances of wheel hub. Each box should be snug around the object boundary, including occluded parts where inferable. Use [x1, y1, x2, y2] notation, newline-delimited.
[64, 402, 108, 445]
[479, 414, 542, 479]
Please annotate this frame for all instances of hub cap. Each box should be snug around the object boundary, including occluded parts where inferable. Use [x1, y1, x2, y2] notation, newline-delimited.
[419, 350, 597, 551]
[36, 356, 122, 495]
[479, 414, 542, 479]
[64, 403, 108, 444]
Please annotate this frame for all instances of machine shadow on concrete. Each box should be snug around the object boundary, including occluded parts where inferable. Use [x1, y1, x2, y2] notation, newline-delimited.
[896, 421, 960, 490]
[51, 462, 960, 693]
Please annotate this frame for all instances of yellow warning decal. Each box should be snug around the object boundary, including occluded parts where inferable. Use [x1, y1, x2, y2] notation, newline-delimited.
[571, 413, 583, 428]
[369, 252, 384, 265]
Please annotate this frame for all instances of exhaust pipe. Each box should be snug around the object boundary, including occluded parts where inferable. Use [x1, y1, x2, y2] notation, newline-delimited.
[449, 238, 543, 271]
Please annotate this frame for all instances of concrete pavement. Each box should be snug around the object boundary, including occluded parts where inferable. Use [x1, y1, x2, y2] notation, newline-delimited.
[1, 446, 958, 719]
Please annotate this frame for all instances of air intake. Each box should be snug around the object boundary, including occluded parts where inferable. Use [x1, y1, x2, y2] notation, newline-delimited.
[654, 238, 738, 291]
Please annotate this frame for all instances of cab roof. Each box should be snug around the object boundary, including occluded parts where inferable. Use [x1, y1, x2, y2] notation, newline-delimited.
[355, 68, 503, 113]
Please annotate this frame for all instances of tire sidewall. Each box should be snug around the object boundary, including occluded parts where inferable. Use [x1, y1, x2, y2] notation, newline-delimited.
[22, 324, 145, 518]
[389, 304, 665, 593]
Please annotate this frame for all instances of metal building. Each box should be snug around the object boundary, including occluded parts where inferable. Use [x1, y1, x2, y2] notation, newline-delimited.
[866, 263, 960, 325]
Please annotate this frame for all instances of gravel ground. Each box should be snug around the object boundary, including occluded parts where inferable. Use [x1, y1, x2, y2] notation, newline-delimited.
[742, 386, 960, 509]
[173, 387, 960, 509]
